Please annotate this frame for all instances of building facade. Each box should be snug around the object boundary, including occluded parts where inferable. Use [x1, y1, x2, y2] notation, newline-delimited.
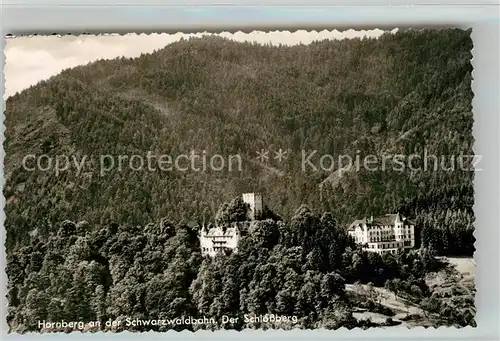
[199, 222, 242, 257]
[200, 193, 262, 257]
[347, 213, 415, 255]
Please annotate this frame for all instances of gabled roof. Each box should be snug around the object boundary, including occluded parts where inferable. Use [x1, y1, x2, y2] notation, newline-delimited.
[371, 214, 399, 226]
[349, 218, 368, 230]
[203, 222, 241, 237]
[349, 213, 414, 229]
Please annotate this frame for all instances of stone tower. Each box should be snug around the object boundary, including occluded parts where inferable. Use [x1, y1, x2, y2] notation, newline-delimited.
[242, 193, 263, 220]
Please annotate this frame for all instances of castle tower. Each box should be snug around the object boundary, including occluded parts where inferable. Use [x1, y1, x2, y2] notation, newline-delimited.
[242, 193, 263, 220]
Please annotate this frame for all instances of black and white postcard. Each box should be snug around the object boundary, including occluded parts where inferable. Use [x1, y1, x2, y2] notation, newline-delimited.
[4, 29, 476, 332]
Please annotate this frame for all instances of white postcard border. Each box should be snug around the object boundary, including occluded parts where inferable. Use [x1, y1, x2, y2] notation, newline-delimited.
[1, 2, 499, 340]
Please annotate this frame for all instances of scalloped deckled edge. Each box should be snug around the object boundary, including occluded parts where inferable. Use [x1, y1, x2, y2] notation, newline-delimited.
[5, 28, 399, 40]
[4, 29, 401, 99]
[2, 28, 478, 336]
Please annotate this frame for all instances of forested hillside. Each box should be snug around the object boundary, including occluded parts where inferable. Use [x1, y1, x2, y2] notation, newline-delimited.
[4, 28, 474, 255]
[6, 206, 475, 332]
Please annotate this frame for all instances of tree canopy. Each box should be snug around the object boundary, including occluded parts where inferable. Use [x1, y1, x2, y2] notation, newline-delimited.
[4, 29, 474, 254]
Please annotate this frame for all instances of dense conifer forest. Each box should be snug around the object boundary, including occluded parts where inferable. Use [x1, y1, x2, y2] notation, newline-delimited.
[4, 28, 475, 256]
[4, 28, 476, 331]
[6, 204, 475, 332]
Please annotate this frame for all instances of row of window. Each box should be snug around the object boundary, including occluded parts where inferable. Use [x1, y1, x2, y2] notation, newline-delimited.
[367, 243, 402, 249]
[367, 237, 396, 242]
[203, 235, 235, 239]
[366, 248, 399, 255]
[356, 236, 413, 243]
[366, 225, 412, 230]
[202, 247, 231, 252]
[379, 249, 398, 255]
[367, 234, 413, 242]
[376, 241, 415, 248]
[369, 228, 412, 235]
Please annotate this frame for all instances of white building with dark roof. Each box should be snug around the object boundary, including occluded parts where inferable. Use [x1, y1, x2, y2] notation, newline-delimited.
[347, 213, 416, 255]
[199, 192, 262, 257]
[199, 223, 242, 257]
